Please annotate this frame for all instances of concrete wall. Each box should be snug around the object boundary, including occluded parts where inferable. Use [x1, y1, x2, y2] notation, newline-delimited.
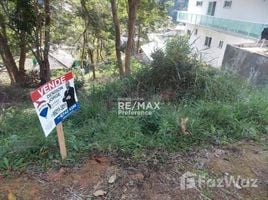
[186, 24, 255, 67]
[222, 44, 268, 85]
[188, 0, 268, 23]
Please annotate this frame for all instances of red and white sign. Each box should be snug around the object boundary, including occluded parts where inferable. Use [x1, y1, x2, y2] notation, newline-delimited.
[31, 72, 79, 136]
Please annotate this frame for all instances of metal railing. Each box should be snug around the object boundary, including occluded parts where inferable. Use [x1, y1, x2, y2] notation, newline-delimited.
[177, 11, 267, 39]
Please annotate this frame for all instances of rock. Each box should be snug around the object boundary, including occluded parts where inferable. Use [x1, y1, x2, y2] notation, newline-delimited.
[93, 190, 107, 197]
[128, 180, 134, 186]
[224, 172, 229, 176]
[214, 149, 225, 157]
[194, 159, 207, 170]
[48, 167, 65, 181]
[92, 155, 107, 164]
[108, 174, 117, 184]
[129, 172, 144, 181]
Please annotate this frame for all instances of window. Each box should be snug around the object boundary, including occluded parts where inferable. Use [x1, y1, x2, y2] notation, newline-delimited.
[204, 36, 212, 48]
[207, 1, 217, 16]
[223, 1, 232, 8]
[196, 1, 203, 6]
[218, 40, 224, 48]
[194, 29, 198, 35]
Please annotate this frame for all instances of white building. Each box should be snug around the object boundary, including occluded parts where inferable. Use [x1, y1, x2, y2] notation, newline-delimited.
[140, 26, 185, 61]
[177, 0, 268, 67]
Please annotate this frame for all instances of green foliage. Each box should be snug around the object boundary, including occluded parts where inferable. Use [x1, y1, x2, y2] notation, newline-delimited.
[132, 35, 247, 102]
[11, 0, 36, 34]
[1, 83, 267, 171]
[180, 93, 268, 144]
[51, 69, 85, 90]
[0, 106, 60, 170]
[165, 35, 192, 61]
[0, 27, 267, 172]
[137, 0, 172, 37]
[139, 112, 161, 135]
[0, 157, 24, 171]
[74, 77, 85, 89]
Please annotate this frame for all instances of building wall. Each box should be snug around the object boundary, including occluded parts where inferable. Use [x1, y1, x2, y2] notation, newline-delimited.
[186, 24, 254, 67]
[222, 44, 268, 85]
[188, 0, 268, 23]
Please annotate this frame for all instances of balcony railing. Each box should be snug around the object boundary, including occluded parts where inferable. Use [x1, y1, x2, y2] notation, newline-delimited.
[177, 11, 267, 39]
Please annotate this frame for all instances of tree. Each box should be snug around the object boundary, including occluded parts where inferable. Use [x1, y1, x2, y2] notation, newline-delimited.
[42, 0, 51, 83]
[136, 0, 172, 52]
[124, 0, 140, 75]
[0, 0, 172, 84]
[31, 0, 51, 84]
[78, 0, 116, 79]
[80, 0, 97, 79]
[0, 1, 33, 85]
[0, 0, 52, 85]
[12, 0, 35, 75]
[0, 24, 20, 84]
[111, 0, 124, 76]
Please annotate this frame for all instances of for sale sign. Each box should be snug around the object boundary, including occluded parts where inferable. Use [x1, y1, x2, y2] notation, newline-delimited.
[31, 72, 79, 137]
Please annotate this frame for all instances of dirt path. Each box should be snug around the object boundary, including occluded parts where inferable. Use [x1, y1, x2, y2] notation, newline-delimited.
[1, 139, 267, 200]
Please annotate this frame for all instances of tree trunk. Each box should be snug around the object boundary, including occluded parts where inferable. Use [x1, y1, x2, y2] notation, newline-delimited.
[125, 0, 140, 75]
[88, 49, 96, 80]
[100, 39, 104, 61]
[5, 61, 16, 84]
[111, 0, 124, 76]
[0, 13, 21, 84]
[19, 31, 26, 74]
[1, 54, 16, 84]
[81, 31, 87, 67]
[40, 0, 51, 84]
[136, 23, 141, 54]
[39, 60, 50, 84]
[0, 32, 20, 84]
[96, 37, 101, 65]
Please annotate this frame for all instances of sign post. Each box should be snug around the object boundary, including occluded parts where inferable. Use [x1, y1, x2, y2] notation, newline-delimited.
[56, 123, 67, 159]
[31, 72, 79, 160]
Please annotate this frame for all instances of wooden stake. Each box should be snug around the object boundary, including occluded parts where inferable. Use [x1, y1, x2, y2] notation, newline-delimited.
[56, 123, 67, 160]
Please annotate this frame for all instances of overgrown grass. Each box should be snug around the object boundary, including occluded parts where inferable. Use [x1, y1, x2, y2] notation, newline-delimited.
[0, 36, 267, 171]
[0, 85, 267, 171]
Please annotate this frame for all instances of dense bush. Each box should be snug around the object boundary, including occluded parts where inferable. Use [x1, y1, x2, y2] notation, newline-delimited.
[130, 35, 246, 102]
[139, 112, 161, 135]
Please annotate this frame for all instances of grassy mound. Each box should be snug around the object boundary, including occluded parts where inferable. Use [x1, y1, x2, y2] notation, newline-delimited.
[0, 36, 267, 171]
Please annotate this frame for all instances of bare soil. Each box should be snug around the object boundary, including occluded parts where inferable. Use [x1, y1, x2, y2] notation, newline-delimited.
[0, 139, 267, 200]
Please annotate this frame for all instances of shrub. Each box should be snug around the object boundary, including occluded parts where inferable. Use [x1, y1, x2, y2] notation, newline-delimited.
[130, 35, 246, 103]
[139, 112, 161, 135]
